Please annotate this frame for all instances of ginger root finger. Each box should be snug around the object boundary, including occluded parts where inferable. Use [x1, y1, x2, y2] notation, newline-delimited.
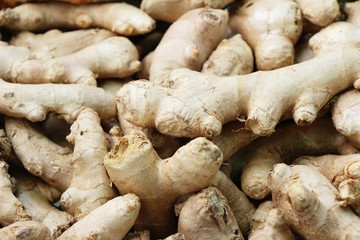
[0, 221, 50, 240]
[345, 1, 360, 28]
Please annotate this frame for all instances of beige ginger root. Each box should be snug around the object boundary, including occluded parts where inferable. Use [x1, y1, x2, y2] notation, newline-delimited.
[0, 37, 141, 86]
[149, 7, 229, 86]
[176, 187, 243, 240]
[0, 160, 31, 226]
[117, 21, 360, 138]
[140, 0, 235, 23]
[248, 201, 295, 240]
[0, 2, 155, 36]
[201, 34, 254, 76]
[268, 163, 360, 239]
[0, 79, 116, 123]
[344, 1, 360, 27]
[58, 194, 140, 240]
[104, 134, 223, 238]
[10, 28, 115, 59]
[2, 0, 121, 7]
[0, 221, 50, 240]
[15, 173, 74, 238]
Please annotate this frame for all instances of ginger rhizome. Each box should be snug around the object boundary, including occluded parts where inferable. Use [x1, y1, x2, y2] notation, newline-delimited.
[0, 2, 155, 36]
[230, 0, 302, 70]
[10, 29, 115, 59]
[140, 0, 234, 22]
[344, 1, 360, 27]
[58, 194, 141, 240]
[104, 133, 223, 238]
[0, 221, 50, 240]
[201, 34, 254, 76]
[176, 187, 243, 240]
[118, 21, 360, 138]
[149, 7, 229, 86]
[1, 37, 141, 85]
[268, 163, 360, 239]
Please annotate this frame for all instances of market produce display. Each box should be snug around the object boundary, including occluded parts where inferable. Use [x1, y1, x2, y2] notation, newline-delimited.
[0, 0, 359, 239]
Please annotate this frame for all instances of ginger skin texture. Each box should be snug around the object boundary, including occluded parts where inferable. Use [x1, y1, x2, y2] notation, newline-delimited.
[0, 221, 50, 240]
[344, 1, 360, 27]
[0, 2, 155, 36]
[230, 0, 302, 70]
[269, 164, 360, 240]
[104, 134, 223, 238]
[176, 187, 243, 240]
[149, 7, 229, 87]
[0, 37, 141, 86]
[140, 0, 235, 22]
[57, 194, 141, 240]
[0, 80, 116, 123]
[117, 22, 360, 138]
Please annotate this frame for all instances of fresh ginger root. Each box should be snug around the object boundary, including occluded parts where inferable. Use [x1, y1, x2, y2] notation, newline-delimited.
[294, 0, 339, 27]
[149, 7, 229, 86]
[10, 29, 115, 59]
[0, 160, 31, 226]
[238, 116, 349, 200]
[0, 221, 50, 240]
[15, 172, 74, 238]
[164, 233, 186, 240]
[57, 194, 141, 240]
[229, 0, 302, 70]
[248, 201, 295, 240]
[201, 34, 254, 76]
[2, 0, 121, 7]
[0, 37, 141, 85]
[269, 163, 360, 240]
[176, 187, 243, 240]
[344, 1, 360, 27]
[0, 2, 155, 36]
[117, 21, 360, 138]
[140, 0, 235, 23]
[0, 79, 116, 123]
[104, 133, 223, 238]
[124, 230, 151, 240]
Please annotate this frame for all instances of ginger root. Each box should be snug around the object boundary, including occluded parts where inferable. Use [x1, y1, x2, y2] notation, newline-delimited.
[0, 2, 155, 36]
[344, 1, 360, 27]
[0, 221, 50, 240]
[117, 21, 360, 138]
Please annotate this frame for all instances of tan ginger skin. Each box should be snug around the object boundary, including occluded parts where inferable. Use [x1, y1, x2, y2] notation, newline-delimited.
[58, 194, 141, 240]
[238, 116, 351, 200]
[201, 34, 254, 76]
[248, 201, 295, 240]
[0, 2, 155, 36]
[0, 37, 141, 86]
[269, 163, 360, 240]
[117, 22, 360, 138]
[10, 29, 116, 59]
[6, 109, 117, 219]
[140, 0, 235, 23]
[15, 173, 74, 238]
[104, 134, 223, 238]
[0, 160, 31, 226]
[176, 187, 243, 240]
[149, 7, 229, 87]
[0, 80, 116, 123]
[0, 221, 50, 240]
[345, 1, 360, 27]
[229, 0, 302, 70]
[2, 0, 120, 7]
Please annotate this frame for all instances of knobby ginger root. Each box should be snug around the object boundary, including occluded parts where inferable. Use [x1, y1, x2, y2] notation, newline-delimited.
[140, 0, 234, 23]
[268, 163, 360, 240]
[10, 28, 115, 59]
[248, 201, 295, 240]
[230, 0, 302, 70]
[164, 233, 185, 240]
[0, 2, 155, 36]
[0, 160, 31, 226]
[117, 21, 360, 138]
[15, 173, 74, 238]
[149, 7, 229, 86]
[239, 116, 347, 200]
[137, 51, 153, 79]
[2, 0, 120, 7]
[104, 134, 223, 238]
[0, 37, 141, 85]
[0, 79, 116, 123]
[124, 230, 150, 240]
[344, 1, 360, 27]
[0, 221, 50, 240]
[176, 187, 243, 240]
[57, 194, 140, 240]
[0, 129, 19, 165]
[201, 34, 253, 76]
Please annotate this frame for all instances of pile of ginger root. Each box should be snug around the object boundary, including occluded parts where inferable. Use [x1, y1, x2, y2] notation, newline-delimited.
[1, 0, 360, 239]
